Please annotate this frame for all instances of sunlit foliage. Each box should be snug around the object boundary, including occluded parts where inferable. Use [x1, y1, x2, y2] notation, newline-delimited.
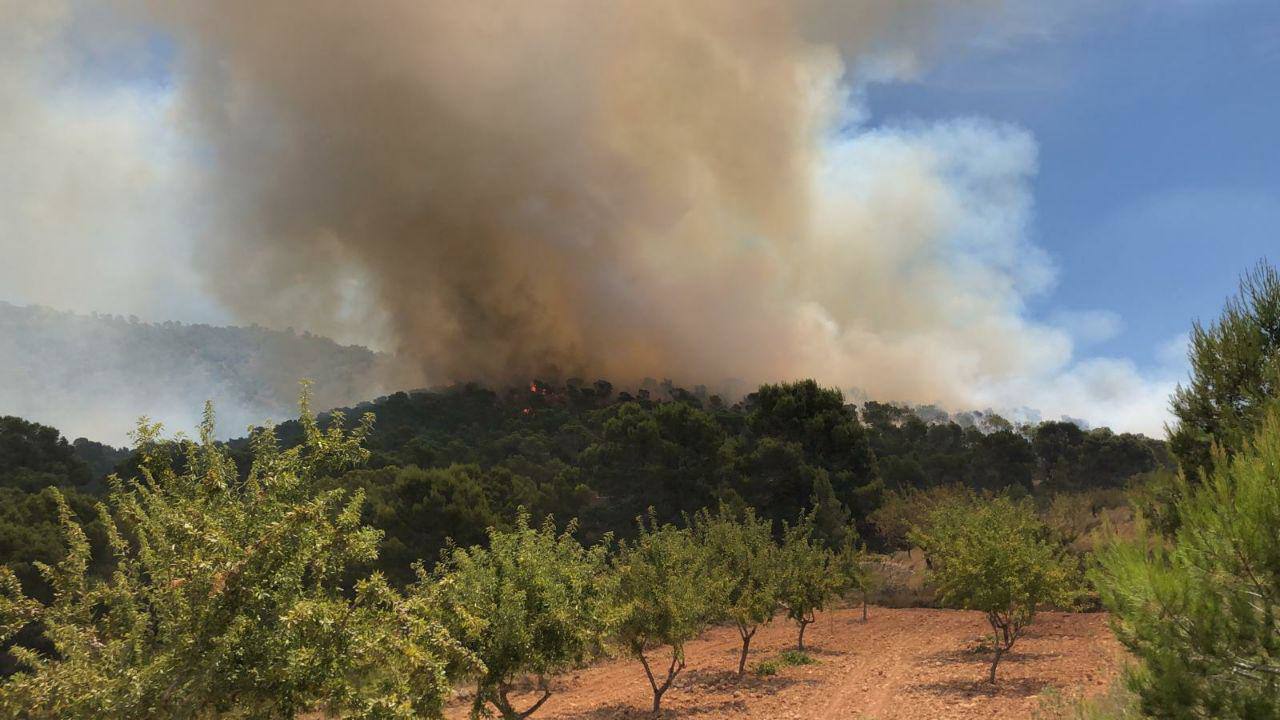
[0, 397, 469, 720]
[427, 512, 610, 720]
[1094, 408, 1280, 718]
[913, 494, 1078, 683]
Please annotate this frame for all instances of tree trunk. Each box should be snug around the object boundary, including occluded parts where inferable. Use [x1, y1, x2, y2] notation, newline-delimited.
[861, 595, 868, 623]
[988, 644, 1003, 684]
[493, 690, 519, 720]
[491, 682, 552, 720]
[737, 626, 756, 676]
[638, 646, 684, 717]
[986, 611, 1017, 684]
[797, 619, 810, 651]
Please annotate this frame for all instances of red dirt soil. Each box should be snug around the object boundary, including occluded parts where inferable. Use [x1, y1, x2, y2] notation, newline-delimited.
[446, 607, 1124, 720]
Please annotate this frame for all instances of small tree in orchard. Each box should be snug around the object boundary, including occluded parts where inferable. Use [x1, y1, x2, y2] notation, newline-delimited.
[0, 397, 472, 719]
[691, 505, 780, 676]
[834, 539, 877, 622]
[1093, 407, 1280, 719]
[427, 511, 611, 720]
[913, 495, 1077, 683]
[611, 511, 714, 715]
[776, 511, 843, 651]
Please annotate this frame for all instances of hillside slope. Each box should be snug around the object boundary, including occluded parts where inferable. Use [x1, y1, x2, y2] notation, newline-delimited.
[444, 607, 1123, 720]
[0, 302, 405, 443]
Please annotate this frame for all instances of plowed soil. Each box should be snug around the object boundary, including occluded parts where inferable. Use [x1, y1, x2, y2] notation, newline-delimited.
[446, 607, 1123, 719]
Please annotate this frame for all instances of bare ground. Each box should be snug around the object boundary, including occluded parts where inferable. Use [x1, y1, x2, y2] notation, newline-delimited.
[446, 607, 1124, 720]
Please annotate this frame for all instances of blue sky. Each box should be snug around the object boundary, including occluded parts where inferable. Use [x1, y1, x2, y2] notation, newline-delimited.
[866, 0, 1280, 369]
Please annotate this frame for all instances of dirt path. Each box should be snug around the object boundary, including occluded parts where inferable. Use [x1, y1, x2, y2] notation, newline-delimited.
[446, 607, 1123, 720]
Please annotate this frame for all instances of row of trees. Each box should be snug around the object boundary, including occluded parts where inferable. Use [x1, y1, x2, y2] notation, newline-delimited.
[0, 398, 876, 719]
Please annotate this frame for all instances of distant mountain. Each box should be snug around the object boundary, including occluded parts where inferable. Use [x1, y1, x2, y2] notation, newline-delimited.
[0, 303, 407, 443]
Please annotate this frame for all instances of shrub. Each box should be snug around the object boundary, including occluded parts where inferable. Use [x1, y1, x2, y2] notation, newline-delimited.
[0, 398, 471, 719]
[751, 659, 779, 677]
[778, 650, 817, 666]
[751, 650, 816, 679]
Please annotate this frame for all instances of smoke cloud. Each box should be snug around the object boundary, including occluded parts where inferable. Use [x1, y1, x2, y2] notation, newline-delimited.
[0, 1, 1188, 437]
[0, 1, 215, 324]
[146, 1, 953, 382]
[146, 1, 1042, 385]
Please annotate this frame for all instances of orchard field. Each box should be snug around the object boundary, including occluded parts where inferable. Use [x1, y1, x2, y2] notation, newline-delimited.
[442, 606, 1123, 720]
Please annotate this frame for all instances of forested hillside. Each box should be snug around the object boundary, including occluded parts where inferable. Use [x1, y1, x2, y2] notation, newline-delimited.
[262, 380, 1164, 583]
[0, 417, 123, 604]
[0, 303, 399, 443]
[0, 378, 1170, 589]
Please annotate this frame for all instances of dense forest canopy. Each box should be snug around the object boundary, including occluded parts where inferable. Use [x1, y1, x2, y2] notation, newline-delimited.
[0, 378, 1170, 590]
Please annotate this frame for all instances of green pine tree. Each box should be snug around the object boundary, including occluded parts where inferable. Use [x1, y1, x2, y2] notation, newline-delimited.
[1093, 406, 1280, 719]
[1169, 260, 1280, 484]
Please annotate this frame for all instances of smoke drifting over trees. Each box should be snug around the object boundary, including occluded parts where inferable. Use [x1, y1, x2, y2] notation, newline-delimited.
[1, 1, 1186, 434]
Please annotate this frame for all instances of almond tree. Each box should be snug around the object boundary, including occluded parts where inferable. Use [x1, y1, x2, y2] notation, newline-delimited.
[776, 511, 842, 651]
[427, 512, 610, 720]
[611, 511, 714, 715]
[691, 505, 780, 675]
[913, 494, 1077, 683]
[0, 396, 471, 719]
[833, 538, 877, 623]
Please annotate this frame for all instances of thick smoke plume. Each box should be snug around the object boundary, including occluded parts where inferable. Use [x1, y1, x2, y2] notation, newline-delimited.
[148, 1, 997, 387]
[1, 1, 1186, 438]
